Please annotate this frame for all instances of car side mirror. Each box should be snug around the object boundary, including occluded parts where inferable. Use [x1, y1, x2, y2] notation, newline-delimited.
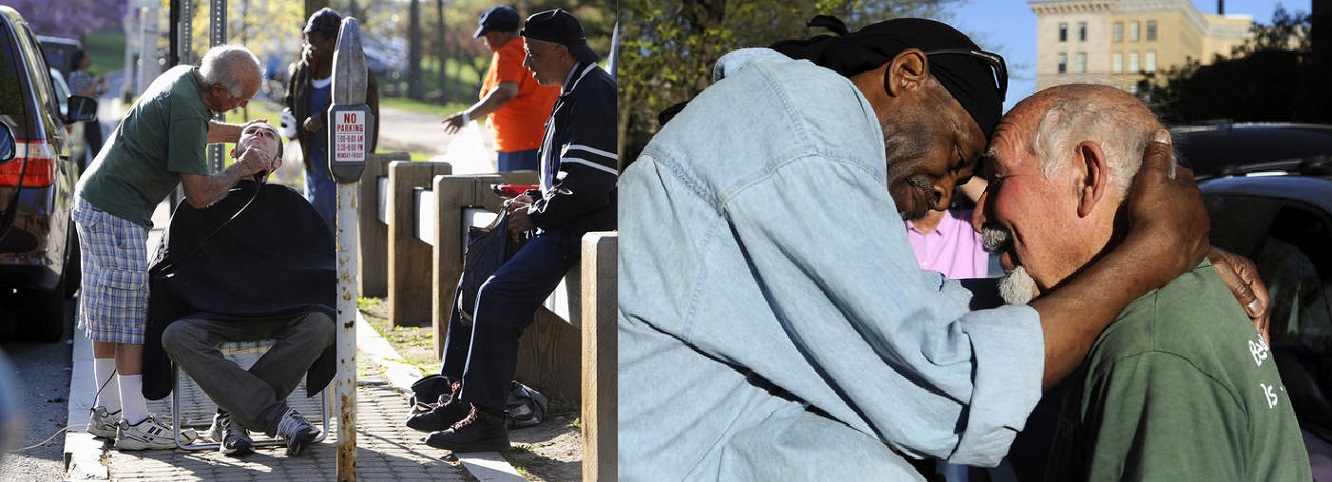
[66, 95, 97, 123]
[0, 124, 14, 162]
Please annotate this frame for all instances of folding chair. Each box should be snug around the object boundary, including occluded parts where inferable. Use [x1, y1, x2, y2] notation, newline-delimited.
[170, 339, 331, 450]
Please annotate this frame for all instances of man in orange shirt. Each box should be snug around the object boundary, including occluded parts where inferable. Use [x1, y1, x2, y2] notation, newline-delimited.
[441, 6, 559, 172]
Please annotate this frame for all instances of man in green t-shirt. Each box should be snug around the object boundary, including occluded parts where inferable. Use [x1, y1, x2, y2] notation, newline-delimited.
[73, 44, 275, 451]
[974, 84, 1311, 481]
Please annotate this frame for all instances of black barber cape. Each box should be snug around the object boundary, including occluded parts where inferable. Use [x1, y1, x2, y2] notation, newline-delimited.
[142, 181, 337, 401]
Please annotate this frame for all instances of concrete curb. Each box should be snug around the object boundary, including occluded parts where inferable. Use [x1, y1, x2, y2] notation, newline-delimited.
[63, 331, 109, 481]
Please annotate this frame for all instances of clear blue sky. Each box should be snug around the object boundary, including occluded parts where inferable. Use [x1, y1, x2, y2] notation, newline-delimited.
[948, 0, 1313, 112]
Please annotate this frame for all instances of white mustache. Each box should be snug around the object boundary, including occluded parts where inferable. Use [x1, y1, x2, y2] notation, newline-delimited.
[981, 225, 1010, 252]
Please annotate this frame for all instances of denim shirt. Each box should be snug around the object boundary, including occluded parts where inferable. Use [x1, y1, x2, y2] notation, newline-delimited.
[618, 49, 1044, 481]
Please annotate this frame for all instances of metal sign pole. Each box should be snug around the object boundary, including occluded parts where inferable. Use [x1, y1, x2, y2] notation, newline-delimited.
[329, 17, 372, 482]
[206, 0, 227, 173]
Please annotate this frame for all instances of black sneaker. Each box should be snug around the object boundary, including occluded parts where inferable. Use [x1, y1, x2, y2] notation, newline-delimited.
[406, 381, 469, 432]
[275, 407, 318, 456]
[423, 405, 509, 452]
[209, 410, 254, 456]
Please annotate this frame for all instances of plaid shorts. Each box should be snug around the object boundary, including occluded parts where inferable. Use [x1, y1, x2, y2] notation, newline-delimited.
[73, 195, 149, 344]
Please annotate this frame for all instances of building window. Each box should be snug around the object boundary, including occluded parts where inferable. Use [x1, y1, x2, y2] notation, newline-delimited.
[1130, 21, 1140, 42]
[1147, 20, 1157, 41]
[1129, 51, 1139, 72]
[1113, 22, 1123, 42]
[1076, 52, 1087, 73]
[1079, 22, 1088, 42]
[1113, 52, 1123, 73]
[1145, 51, 1157, 72]
[1058, 53, 1068, 74]
[1059, 22, 1068, 42]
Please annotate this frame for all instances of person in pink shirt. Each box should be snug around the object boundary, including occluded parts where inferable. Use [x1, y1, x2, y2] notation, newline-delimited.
[906, 208, 988, 279]
[906, 178, 991, 279]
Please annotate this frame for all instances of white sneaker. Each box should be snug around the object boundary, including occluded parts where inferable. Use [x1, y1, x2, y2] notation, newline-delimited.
[115, 415, 196, 451]
[87, 407, 120, 439]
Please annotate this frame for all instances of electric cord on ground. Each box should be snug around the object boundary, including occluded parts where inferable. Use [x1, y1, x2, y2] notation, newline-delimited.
[13, 424, 81, 452]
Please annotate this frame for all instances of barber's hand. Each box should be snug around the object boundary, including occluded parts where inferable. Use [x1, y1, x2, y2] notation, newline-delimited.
[1123, 130, 1210, 281]
[303, 115, 324, 133]
[240, 118, 269, 130]
[441, 113, 467, 135]
[1208, 246, 1271, 343]
[235, 147, 270, 178]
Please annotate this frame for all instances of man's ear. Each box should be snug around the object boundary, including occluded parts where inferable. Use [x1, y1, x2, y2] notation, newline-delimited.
[1077, 141, 1108, 218]
[885, 49, 929, 98]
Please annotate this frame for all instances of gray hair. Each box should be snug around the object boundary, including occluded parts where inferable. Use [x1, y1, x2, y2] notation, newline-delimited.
[199, 45, 262, 98]
[1031, 91, 1157, 195]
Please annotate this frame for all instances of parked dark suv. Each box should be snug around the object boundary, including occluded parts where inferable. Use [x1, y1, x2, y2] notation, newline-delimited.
[0, 6, 97, 341]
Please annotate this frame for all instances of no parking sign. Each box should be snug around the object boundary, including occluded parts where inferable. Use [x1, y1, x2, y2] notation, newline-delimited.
[327, 103, 373, 183]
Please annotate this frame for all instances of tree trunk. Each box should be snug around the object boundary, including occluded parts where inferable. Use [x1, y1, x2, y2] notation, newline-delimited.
[407, 0, 424, 100]
[304, 0, 326, 20]
[436, 0, 446, 103]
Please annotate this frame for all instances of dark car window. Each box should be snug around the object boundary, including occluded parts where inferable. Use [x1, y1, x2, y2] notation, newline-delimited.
[0, 19, 30, 140]
[15, 24, 59, 137]
[1206, 193, 1332, 441]
[1208, 194, 1332, 345]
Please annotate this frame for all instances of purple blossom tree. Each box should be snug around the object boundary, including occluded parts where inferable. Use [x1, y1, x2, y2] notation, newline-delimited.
[4, 0, 127, 39]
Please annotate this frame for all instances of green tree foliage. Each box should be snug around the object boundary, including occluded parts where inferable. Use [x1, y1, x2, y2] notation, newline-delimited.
[618, 0, 957, 167]
[1152, 6, 1326, 125]
[388, 0, 615, 102]
[179, 0, 307, 64]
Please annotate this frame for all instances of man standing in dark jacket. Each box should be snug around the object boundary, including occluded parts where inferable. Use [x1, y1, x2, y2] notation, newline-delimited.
[283, 7, 379, 229]
[406, 9, 616, 452]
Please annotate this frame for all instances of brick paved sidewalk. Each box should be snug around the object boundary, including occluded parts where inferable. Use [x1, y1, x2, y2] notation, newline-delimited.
[97, 373, 468, 481]
[62, 320, 528, 481]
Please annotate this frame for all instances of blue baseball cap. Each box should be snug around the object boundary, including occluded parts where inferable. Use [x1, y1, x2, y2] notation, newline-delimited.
[474, 6, 520, 38]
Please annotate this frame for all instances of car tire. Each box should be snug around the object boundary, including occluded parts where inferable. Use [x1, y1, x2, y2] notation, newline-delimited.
[15, 272, 68, 343]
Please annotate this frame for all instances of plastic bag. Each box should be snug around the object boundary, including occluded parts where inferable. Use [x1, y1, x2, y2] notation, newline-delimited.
[505, 381, 548, 429]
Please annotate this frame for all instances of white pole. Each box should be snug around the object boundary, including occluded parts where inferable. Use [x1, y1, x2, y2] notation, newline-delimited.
[334, 182, 358, 481]
[330, 17, 369, 482]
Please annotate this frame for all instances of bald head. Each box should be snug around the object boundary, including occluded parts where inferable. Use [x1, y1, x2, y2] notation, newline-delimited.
[1001, 84, 1162, 194]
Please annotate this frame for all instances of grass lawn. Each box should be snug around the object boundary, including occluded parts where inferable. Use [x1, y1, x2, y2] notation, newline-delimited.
[407, 56, 485, 102]
[379, 96, 468, 116]
[357, 297, 439, 374]
[83, 28, 125, 76]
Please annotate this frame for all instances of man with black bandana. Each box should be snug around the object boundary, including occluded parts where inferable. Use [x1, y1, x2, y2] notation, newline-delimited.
[617, 17, 1265, 480]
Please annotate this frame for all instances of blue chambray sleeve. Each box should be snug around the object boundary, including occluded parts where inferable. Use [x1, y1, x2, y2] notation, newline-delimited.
[719, 155, 1044, 466]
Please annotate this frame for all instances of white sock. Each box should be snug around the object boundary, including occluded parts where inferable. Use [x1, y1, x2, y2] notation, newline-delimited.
[118, 375, 149, 425]
[92, 358, 121, 413]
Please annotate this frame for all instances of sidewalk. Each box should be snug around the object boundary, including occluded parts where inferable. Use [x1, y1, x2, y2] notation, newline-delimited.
[61, 202, 528, 481]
